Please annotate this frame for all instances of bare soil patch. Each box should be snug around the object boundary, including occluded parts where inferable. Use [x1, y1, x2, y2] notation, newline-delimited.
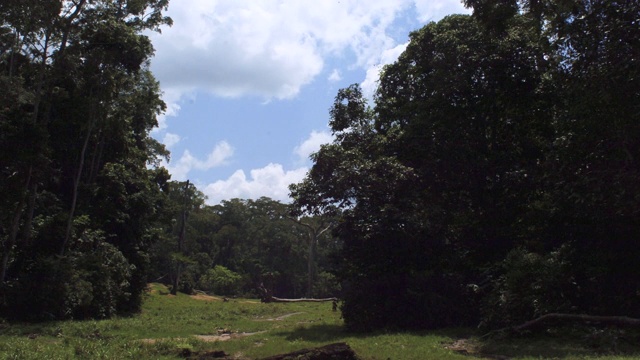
[443, 338, 480, 355]
[190, 294, 223, 301]
[195, 331, 266, 342]
[139, 331, 265, 345]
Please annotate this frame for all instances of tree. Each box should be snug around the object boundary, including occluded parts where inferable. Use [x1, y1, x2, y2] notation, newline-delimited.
[152, 180, 205, 295]
[288, 215, 333, 297]
[291, 13, 552, 330]
[199, 265, 242, 296]
[0, 0, 172, 320]
[291, 2, 640, 332]
[463, 0, 640, 325]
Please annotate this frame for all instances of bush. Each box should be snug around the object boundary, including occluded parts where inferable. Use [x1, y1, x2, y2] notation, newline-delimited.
[312, 271, 340, 298]
[341, 272, 476, 332]
[481, 246, 576, 329]
[2, 228, 132, 320]
[198, 265, 242, 296]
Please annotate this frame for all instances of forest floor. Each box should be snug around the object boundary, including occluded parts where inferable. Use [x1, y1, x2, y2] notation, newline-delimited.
[1, 284, 640, 359]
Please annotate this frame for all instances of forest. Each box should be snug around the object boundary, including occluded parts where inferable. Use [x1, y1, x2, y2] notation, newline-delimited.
[1, 0, 639, 339]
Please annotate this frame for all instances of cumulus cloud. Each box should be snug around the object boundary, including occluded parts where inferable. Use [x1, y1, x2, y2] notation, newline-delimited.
[149, 0, 471, 204]
[294, 130, 334, 163]
[202, 163, 308, 204]
[355, 0, 469, 101]
[162, 133, 181, 148]
[152, 87, 191, 132]
[150, 0, 414, 102]
[166, 141, 234, 181]
[149, 0, 470, 133]
[361, 42, 409, 100]
[413, 0, 471, 23]
[328, 69, 342, 82]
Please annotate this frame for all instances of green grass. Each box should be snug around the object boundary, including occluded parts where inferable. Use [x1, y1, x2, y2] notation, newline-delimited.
[1, 284, 639, 359]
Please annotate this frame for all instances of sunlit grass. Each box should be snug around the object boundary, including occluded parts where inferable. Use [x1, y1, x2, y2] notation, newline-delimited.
[1, 283, 639, 359]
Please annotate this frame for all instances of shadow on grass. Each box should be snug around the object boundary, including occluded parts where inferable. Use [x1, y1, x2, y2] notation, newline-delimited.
[273, 324, 472, 344]
[272, 324, 372, 343]
[479, 329, 640, 359]
[275, 324, 640, 359]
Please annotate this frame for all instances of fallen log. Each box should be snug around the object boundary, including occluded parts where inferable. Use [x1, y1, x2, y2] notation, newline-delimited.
[259, 342, 360, 360]
[484, 313, 640, 338]
[513, 313, 640, 332]
[270, 296, 337, 303]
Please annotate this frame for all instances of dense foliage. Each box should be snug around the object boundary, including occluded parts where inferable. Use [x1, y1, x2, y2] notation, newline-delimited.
[148, 195, 340, 299]
[0, 0, 338, 318]
[3, 0, 637, 331]
[291, 1, 640, 331]
[0, 0, 171, 320]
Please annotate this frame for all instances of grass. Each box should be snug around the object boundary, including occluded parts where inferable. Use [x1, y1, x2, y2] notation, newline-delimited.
[1, 284, 639, 359]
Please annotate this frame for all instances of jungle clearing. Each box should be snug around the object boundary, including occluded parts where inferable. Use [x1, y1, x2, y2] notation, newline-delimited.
[1, 284, 640, 359]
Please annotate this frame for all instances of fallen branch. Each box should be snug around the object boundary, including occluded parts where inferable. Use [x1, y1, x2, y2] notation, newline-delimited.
[513, 313, 640, 332]
[485, 313, 640, 338]
[270, 296, 337, 303]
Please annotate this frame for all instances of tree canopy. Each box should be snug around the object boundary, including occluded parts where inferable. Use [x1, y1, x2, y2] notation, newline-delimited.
[0, 0, 171, 320]
[291, 1, 640, 331]
[2, 0, 638, 330]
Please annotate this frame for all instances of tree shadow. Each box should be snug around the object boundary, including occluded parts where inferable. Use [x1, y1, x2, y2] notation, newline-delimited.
[478, 328, 640, 359]
[272, 324, 370, 343]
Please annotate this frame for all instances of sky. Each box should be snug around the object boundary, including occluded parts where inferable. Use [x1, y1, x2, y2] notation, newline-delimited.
[148, 0, 470, 205]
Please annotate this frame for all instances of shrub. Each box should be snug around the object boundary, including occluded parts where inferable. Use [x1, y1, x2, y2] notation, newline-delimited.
[481, 246, 576, 329]
[341, 272, 476, 332]
[198, 265, 242, 296]
[2, 227, 132, 320]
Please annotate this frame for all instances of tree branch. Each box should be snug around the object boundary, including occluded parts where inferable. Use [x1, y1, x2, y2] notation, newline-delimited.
[485, 313, 640, 338]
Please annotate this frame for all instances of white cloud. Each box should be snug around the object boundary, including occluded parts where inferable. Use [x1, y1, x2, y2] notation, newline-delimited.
[361, 42, 408, 101]
[328, 69, 342, 82]
[413, 0, 471, 23]
[162, 133, 181, 148]
[202, 163, 308, 204]
[148, 0, 472, 205]
[166, 141, 234, 181]
[150, 0, 413, 103]
[357, 1, 469, 101]
[149, 0, 471, 132]
[152, 87, 190, 132]
[294, 130, 333, 163]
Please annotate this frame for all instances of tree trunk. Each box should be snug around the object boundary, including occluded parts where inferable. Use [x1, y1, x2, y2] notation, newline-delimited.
[270, 296, 337, 303]
[1, 193, 27, 284]
[307, 233, 316, 297]
[0, 167, 32, 284]
[171, 180, 190, 295]
[485, 313, 640, 338]
[61, 115, 95, 255]
[288, 217, 333, 297]
[21, 183, 37, 246]
[513, 313, 640, 332]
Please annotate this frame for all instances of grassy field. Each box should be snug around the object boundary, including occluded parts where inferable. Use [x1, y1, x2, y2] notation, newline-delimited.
[1, 283, 639, 359]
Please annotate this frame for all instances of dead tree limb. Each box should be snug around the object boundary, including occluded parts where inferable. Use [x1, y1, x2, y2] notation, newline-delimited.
[288, 216, 334, 297]
[513, 313, 640, 332]
[270, 296, 337, 303]
[485, 313, 640, 338]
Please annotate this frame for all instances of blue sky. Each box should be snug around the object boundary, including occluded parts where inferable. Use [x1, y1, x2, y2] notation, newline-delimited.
[148, 0, 470, 204]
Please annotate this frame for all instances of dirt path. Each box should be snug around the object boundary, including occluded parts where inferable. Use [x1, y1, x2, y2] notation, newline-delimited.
[195, 331, 267, 342]
[254, 312, 305, 321]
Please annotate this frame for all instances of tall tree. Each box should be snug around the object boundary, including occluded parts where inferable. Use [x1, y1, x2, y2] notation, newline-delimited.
[288, 215, 333, 297]
[291, 13, 553, 330]
[0, 0, 172, 319]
